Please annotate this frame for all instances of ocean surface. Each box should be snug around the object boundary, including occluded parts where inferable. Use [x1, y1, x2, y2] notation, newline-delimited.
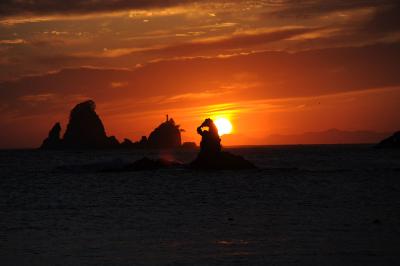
[1, 145, 399, 265]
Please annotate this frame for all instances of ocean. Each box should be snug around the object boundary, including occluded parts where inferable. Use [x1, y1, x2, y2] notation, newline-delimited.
[1, 145, 399, 265]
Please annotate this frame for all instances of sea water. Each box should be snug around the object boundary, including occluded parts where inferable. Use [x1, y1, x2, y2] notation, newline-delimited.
[1, 145, 399, 265]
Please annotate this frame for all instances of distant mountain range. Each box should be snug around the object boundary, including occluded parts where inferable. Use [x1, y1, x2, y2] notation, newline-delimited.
[265, 129, 390, 145]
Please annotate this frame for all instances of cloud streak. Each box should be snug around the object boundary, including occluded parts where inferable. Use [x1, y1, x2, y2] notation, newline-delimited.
[0, 0, 198, 18]
[2, 42, 400, 118]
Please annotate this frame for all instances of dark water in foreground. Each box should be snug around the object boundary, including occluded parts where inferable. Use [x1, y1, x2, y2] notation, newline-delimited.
[1, 145, 400, 265]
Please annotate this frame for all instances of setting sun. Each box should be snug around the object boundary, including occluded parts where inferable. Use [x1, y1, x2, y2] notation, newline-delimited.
[214, 118, 233, 136]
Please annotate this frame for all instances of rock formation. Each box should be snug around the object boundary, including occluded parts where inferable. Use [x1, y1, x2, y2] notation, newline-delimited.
[40, 101, 187, 150]
[120, 136, 148, 149]
[190, 118, 255, 169]
[62, 100, 118, 149]
[147, 115, 182, 149]
[40, 100, 119, 149]
[40, 122, 62, 149]
[376, 131, 400, 149]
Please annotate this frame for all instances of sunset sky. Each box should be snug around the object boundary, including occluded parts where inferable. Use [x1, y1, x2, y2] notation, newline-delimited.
[0, 0, 399, 148]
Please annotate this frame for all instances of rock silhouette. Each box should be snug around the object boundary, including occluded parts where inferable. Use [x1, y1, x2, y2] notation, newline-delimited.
[40, 122, 62, 149]
[190, 118, 255, 169]
[40, 101, 185, 150]
[120, 136, 148, 149]
[147, 115, 182, 149]
[376, 131, 400, 149]
[44, 109, 257, 171]
[62, 100, 119, 149]
[40, 100, 119, 149]
[197, 118, 221, 156]
[111, 119, 254, 171]
[39, 101, 255, 172]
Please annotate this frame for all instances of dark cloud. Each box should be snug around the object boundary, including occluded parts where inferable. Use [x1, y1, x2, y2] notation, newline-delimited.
[266, 0, 400, 45]
[364, 2, 400, 33]
[0, 0, 196, 17]
[152, 26, 320, 56]
[25, 26, 321, 73]
[268, 0, 394, 19]
[1, 42, 400, 117]
[0, 26, 320, 81]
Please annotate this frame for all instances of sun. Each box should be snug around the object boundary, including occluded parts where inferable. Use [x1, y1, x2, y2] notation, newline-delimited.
[214, 118, 233, 136]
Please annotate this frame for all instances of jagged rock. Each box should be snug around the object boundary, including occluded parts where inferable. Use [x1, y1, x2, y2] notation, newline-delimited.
[376, 131, 400, 149]
[147, 116, 182, 149]
[190, 118, 255, 170]
[40, 122, 62, 149]
[62, 100, 118, 149]
[39, 101, 191, 150]
[40, 100, 120, 149]
[196, 118, 221, 156]
[107, 136, 120, 148]
[138, 136, 148, 147]
[121, 136, 148, 149]
[121, 138, 134, 148]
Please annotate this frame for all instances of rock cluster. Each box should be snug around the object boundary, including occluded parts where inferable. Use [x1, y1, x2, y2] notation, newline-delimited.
[41, 100, 119, 149]
[40, 100, 186, 150]
[40, 101, 256, 170]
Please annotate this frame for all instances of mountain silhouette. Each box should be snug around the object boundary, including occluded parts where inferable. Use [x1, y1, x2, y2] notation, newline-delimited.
[266, 129, 389, 145]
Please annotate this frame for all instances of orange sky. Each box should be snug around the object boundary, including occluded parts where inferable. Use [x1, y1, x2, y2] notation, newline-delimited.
[0, 0, 399, 148]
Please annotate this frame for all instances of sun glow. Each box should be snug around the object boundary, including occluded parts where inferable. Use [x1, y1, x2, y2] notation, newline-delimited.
[214, 118, 233, 136]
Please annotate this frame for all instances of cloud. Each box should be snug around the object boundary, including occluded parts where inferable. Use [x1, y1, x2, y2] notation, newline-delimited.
[0, 38, 26, 44]
[0, 0, 198, 18]
[267, 0, 393, 18]
[159, 26, 317, 54]
[1, 42, 400, 147]
[267, 0, 400, 36]
[1, 42, 400, 119]
[363, 2, 400, 33]
[30, 26, 320, 69]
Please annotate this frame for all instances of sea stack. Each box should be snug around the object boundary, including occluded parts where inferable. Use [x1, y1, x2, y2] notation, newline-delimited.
[62, 100, 119, 149]
[40, 122, 62, 149]
[40, 100, 119, 149]
[190, 118, 255, 169]
[147, 115, 182, 149]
